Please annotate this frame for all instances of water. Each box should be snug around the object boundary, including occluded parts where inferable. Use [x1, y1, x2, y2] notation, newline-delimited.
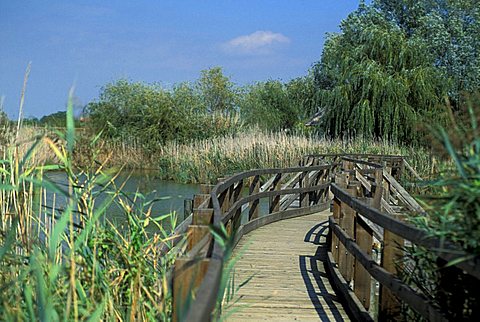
[44, 170, 200, 231]
[42, 171, 274, 234]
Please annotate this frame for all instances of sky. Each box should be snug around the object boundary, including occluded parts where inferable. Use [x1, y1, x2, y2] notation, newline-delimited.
[0, 0, 361, 119]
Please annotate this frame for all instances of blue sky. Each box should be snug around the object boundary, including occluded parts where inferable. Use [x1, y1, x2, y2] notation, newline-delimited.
[1, 1, 361, 118]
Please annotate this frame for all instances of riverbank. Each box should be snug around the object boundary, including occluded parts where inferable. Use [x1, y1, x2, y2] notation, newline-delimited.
[0, 121, 182, 320]
[83, 130, 438, 184]
[5, 126, 440, 185]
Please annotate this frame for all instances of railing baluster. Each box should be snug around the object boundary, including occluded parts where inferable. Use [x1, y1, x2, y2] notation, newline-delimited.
[339, 186, 357, 283]
[249, 175, 260, 220]
[372, 168, 383, 209]
[354, 215, 373, 310]
[300, 170, 310, 207]
[332, 196, 341, 263]
[232, 179, 243, 231]
[269, 173, 282, 213]
[379, 214, 404, 320]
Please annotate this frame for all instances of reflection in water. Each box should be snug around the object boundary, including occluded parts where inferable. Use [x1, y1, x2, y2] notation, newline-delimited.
[44, 170, 200, 232]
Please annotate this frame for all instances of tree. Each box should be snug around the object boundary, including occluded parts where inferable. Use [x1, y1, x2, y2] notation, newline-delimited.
[373, 0, 480, 102]
[240, 80, 300, 131]
[313, 5, 448, 142]
[85, 78, 242, 146]
[196, 67, 238, 115]
[39, 111, 67, 127]
[0, 110, 11, 145]
[85, 80, 183, 146]
[0, 110, 10, 128]
[285, 75, 317, 122]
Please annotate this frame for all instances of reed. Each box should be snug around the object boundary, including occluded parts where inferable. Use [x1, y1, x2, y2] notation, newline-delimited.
[0, 97, 181, 320]
[154, 130, 434, 183]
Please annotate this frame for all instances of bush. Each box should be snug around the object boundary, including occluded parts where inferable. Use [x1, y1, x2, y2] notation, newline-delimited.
[240, 77, 315, 132]
[85, 78, 241, 149]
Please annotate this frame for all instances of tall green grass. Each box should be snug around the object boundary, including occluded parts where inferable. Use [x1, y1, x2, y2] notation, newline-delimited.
[401, 94, 480, 320]
[0, 95, 181, 320]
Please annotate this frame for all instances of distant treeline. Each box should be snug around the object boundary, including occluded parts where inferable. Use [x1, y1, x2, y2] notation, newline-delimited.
[83, 68, 317, 149]
[20, 0, 480, 147]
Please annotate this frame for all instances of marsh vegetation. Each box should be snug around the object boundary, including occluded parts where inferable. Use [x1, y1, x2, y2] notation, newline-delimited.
[1, 0, 479, 320]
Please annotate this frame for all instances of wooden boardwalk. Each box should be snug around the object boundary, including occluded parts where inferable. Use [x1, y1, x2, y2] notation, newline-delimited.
[179, 156, 469, 321]
[224, 210, 351, 321]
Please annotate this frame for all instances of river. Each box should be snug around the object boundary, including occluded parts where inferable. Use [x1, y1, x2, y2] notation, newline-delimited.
[44, 170, 200, 232]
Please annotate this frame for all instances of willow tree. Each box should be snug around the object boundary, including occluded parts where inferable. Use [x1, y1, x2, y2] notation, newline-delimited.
[240, 80, 297, 131]
[374, 0, 480, 102]
[314, 5, 448, 143]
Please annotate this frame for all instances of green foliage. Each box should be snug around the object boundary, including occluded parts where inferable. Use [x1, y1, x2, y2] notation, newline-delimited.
[286, 75, 317, 121]
[0, 96, 180, 320]
[240, 80, 294, 131]
[0, 110, 13, 145]
[86, 68, 241, 148]
[240, 76, 315, 132]
[39, 111, 67, 127]
[414, 94, 480, 254]
[86, 79, 182, 146]
[0, 110, 10, 127]
[374, 0, 480, 101]
[313, 5, 448, 142]
[196, 67, 238, 115]
[403, 94, 480, 320]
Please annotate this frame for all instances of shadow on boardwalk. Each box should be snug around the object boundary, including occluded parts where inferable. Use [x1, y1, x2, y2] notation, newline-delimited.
[300, 220, 351, 321]
[224, 212, 351, 321]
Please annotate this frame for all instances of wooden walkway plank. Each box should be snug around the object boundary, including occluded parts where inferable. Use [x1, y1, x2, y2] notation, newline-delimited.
[223, 211, 351, 321]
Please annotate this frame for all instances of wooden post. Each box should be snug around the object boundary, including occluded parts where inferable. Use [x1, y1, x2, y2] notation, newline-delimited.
[343, 159, 354, 172]
[183, 198, 193, 220]
[379, 215, 404, 320]
[193, 194, 210, 208]
[372, 168, 383, 209]
[332, 197, 341, 263]
[200, 184, 215, 194]
[354, 216, 373, 310]
[335, 173, 348, 189]
[338, 186, 357, 283]
[382, 174, 390, 213]
[173, 258, 210, 322]
[187, 225, 210, 251]
[300, 171, 310, 207]
[232, 180, 243, 231]
[249, 175, 260, 220]
[192, 208, 213, 225]
[269, 173, 282, 213]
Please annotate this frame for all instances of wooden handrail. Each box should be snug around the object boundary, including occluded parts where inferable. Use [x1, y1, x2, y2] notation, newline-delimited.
[329, 216, 448, 322]
[176, 162, 334, 321]
[328, 157, 479, 321]
[173, 153, 478, 321]
[330, 183, 480, 278]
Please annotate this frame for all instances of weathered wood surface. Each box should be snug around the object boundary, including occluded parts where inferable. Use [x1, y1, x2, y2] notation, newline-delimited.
[224, 211, 351, 321]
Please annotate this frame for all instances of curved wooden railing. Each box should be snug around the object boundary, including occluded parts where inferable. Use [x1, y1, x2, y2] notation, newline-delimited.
[170, 154, 478, 321]
[173, 161, 335, 321]
[327, 157, 479, 321]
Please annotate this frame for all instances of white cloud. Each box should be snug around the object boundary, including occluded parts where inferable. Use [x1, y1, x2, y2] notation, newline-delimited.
[223, 31, 290, 55]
